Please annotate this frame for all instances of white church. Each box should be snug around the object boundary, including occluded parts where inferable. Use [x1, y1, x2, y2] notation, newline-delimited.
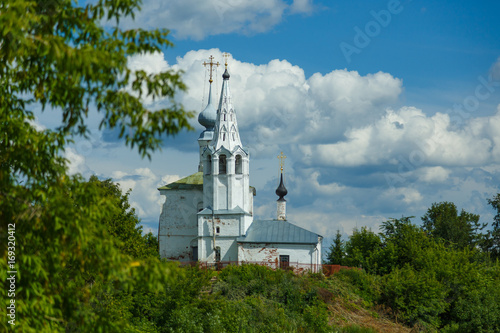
[158, 55, 323, 272]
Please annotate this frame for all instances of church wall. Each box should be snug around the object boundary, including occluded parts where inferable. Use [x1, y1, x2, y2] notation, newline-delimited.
[237, 242, 322, 272]
[197, 214, 244, 262]
[158, 188, 203, 261]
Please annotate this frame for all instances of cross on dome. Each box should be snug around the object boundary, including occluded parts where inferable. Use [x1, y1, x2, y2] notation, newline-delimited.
[198, 55, 219, 130]
[278, 151, 287, 173]
[203, 55, 219, 84]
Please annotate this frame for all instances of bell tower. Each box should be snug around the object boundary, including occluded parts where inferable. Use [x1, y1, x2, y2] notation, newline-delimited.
[202, 53, 250, 213]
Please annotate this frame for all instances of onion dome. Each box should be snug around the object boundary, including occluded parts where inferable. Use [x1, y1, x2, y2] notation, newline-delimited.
[222, 68, 230, 80]
[198, 84, 216, 130]
[276, 173, 288, 201]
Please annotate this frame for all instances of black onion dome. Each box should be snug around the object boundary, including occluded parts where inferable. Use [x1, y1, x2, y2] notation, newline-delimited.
[222, 68, 230, 80]
[276, 173, 287, 201]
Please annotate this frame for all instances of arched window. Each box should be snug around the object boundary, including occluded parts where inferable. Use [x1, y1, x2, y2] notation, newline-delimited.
[219, 155, 227, 174]
[235, 155, 242, 174]
[205, 155, 212, 175]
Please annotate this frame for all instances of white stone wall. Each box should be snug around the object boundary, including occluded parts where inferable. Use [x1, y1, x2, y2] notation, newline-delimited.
[197, 213, 246, 262]
[158, 189, 203, 261]
[237, 242, 322, 273]
[277, 201, 286, 220]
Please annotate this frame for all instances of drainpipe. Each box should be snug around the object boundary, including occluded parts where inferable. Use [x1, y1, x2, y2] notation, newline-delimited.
[212, 207, 216, 263]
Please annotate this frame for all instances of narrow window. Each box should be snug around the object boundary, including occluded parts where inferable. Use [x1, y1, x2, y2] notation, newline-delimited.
[224, 114, 226, 121]
[235, 155, 242, 174]
[215, 246, 221, 262]
[216, 226, 220, 234]
[219, 155, 227, 174]
[192, 246, 198, 261]
[205, 155, 212, 175]
[279, 255, 290, 269]
[223, 133, 226, 141]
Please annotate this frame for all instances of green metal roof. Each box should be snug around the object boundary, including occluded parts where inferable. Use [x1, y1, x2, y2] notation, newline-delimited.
[158, 172, 256, 195]
[237, 220, 322, 244]
[158, 172, 203, 190]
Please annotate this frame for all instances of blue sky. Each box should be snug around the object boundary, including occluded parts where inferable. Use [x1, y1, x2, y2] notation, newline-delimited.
[46, 0, 500, 244]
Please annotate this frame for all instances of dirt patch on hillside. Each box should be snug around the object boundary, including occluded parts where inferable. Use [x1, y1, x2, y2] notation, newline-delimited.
[329, 299, 412, 333]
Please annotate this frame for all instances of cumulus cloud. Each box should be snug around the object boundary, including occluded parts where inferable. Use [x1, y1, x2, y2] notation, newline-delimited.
[133, 48, 403, 159]
[416, 166, 451, 183]
[118, 0, 313, 40]
[64, 147, 90, 176]
[111, 168, 169, 221]
[65, 49, 500, 239]
[299, 106, 500, 168]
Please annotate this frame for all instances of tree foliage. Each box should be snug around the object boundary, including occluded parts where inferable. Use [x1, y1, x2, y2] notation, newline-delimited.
[340, 207, 500, 331]
[343, 227, 381, 270]
[484, 194, 500, 260]
[421, 202, 484, 249]
[89, 176, 158, 259]
[325, 229, 345, 265]
[0, 0, 193, 331]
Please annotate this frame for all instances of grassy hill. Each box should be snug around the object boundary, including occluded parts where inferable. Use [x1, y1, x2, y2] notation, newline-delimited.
[155, 264, 412, 333]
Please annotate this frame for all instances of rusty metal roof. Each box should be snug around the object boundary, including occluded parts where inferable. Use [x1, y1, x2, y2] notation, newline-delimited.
[237, 220, 321, 244]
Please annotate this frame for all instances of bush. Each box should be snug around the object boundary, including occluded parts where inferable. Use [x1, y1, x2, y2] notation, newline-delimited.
[335, 269, 380, 305]
[380, 265, 447, 329]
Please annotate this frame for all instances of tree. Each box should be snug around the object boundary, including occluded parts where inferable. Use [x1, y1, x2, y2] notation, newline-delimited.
[483, 193, 500, 261]
[89, 176, 158, 260]
[343, 227, 381, 270]
[325, 230, 344, 265]
[421, 202, 484, 249]
[0, 0, 192, 331]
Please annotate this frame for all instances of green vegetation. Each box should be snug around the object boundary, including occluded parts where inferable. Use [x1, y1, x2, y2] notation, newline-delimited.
[325, 202, 500, 332]
[2, 0, 500, 332]
[0, 0, 192, 331]
[326, 229, 345, 265]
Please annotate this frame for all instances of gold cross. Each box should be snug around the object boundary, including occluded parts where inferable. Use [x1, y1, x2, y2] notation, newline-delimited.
[222, 52, 230, 68]
[277, 151, 286, 173]
[203, 55, 220, 83]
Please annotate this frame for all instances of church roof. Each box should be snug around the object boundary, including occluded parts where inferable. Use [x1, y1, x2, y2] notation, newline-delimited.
[158, 172, 256, 194]
[198, 206, 248, 215]
[237, 220, 321, 244]
[157, 172, 203, 190]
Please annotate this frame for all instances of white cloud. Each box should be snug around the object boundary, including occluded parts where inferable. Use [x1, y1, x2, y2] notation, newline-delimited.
[298, 106, 500, 168]
[416, 166, 451, 183]
[50, 49, 500, 240]
[126, 52, 170, 106]
[128, 52, 170, 75]
[143, 49, 404, 157]
[383, 187, 423, 205]
[111, 167, 172, 221]
[64, 147, 89, 176]
[118, 0, 312, 40]
[290, 0, 314, 14]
